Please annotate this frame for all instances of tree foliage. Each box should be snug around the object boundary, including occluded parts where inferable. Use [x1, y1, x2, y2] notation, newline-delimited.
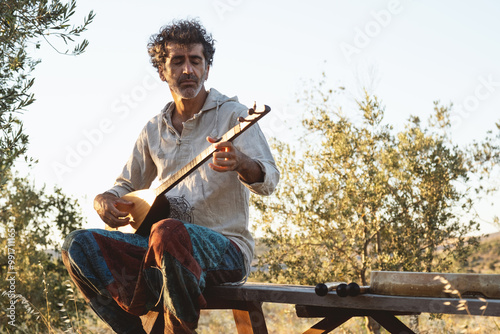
[0, 1, 96, 331]
[0, 171, 89, 332]
[0, 0, 95, 187]
[251, 79, 499, 287]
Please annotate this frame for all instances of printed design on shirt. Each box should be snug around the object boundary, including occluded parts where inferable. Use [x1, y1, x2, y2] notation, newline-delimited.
[167, 195, 193, 223]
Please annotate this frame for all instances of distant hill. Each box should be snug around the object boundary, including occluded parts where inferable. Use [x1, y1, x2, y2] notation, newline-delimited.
[480, 231, 500, 243]
[462, 231, 500, 274]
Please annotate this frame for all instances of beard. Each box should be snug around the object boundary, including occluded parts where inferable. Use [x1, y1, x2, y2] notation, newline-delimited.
[170, 68, 208, 99]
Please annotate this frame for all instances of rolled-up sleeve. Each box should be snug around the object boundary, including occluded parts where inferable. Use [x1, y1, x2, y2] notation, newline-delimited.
[235, 120, 280, 196]
[238, 158, 279, 195]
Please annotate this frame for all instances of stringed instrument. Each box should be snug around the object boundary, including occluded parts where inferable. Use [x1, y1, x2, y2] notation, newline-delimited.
[108, 104, 271, 237]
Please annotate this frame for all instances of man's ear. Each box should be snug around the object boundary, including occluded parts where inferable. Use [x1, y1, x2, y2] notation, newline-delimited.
[158, 66, 166, 81]
[205, 65, 210, 81]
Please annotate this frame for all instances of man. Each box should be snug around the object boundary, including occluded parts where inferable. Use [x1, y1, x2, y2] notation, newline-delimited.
[62, 19, 279, 333]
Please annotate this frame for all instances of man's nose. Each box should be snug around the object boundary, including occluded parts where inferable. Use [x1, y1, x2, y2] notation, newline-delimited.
[183, 61, 194, 74]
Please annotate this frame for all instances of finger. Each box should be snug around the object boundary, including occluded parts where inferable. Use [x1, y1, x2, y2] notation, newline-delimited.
[206, 136, 222, 144]
[107, 219, 130, 228]
[105, 211, 131, 227]
[213, 158, 235, 167]
[213, 151, 232, 160]
[209, 160, 237, 171]
[112, 207, 132, 219]
[216, 142, 233, 150]
[209, 139, 233, 151]
[209, 162, 231, 172]
[117, 198, 134, 205]
[115, 201, 134, 215]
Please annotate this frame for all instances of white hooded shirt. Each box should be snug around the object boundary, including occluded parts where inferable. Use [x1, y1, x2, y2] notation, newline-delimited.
[107, 88, 280, 277]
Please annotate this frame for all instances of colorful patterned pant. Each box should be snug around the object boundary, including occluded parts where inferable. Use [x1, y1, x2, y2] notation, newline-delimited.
[61, 219, 246, 333]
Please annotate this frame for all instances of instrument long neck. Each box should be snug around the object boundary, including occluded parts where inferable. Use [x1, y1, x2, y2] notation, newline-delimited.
[153, 104, 270, 197]
[153, 120, 247, 197]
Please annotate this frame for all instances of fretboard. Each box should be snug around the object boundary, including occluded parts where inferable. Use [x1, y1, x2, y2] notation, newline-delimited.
[154, 105, 270, 197]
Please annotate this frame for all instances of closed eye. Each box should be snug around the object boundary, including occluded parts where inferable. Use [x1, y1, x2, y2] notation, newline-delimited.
[190, 56, 203, 65]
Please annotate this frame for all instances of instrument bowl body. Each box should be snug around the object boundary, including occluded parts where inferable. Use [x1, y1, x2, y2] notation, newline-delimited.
[113, 190, 171, 236]
[135, 195, 171, 237]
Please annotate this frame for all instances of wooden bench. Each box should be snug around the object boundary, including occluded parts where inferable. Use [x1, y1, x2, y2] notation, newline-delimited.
[141, 282, 500, 333]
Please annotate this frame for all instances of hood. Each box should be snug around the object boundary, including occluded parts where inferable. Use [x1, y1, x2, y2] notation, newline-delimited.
[200, 88, 239, 113]
[200, 88, 240, 139]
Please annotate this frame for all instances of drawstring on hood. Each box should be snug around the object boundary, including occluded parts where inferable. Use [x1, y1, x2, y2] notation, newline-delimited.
[202, 88, 239, 140]
[209, 99, 221, 139]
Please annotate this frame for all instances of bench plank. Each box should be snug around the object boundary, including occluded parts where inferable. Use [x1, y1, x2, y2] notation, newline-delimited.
[204, 282, 500, 317]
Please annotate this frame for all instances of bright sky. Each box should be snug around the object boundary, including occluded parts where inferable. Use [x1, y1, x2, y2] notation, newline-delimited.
[20, 0, 500, 233]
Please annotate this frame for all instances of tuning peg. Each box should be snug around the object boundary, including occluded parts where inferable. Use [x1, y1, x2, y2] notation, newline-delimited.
[248, 102, 257, 115]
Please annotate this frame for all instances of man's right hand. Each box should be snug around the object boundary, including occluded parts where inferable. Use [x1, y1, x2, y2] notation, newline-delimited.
[93, 192, 134, 228]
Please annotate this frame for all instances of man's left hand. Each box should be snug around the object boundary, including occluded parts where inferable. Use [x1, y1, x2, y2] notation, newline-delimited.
[207, 136, 264, 184]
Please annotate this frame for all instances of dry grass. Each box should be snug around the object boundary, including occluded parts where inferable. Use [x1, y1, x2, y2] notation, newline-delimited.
[198, 305, 500, 334]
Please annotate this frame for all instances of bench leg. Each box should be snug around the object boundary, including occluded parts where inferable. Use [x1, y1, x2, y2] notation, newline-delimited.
[369, 312, 414, 334]
[296, 305, 416, 334]
[302, 314, 353, 334]
[232, 301, 268, 334]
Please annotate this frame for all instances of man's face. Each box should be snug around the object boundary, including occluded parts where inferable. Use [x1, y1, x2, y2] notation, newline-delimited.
[160, 43, 209, 99]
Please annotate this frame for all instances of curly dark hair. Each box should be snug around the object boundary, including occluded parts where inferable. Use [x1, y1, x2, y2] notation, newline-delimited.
[147, 19, 216, 71]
